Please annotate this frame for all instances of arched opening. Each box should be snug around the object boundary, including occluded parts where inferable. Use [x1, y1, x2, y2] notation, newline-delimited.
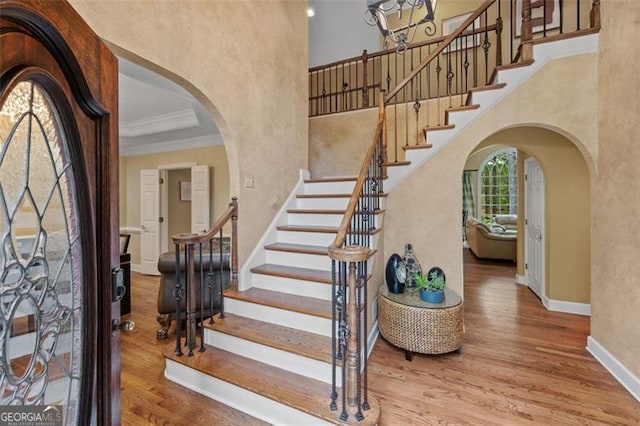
[463, 126, 592, 312]
[112, 53, 231, 276]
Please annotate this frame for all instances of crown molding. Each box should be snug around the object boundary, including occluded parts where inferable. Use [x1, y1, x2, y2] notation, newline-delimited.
[119, 107, 200, 137]
[120, 133, 223, 157]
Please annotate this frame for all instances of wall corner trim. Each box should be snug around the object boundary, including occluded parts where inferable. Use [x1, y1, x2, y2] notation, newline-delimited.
[542, 294, 591, 316]
[586, 336, 640, 404]
[515, 274, 527, 285]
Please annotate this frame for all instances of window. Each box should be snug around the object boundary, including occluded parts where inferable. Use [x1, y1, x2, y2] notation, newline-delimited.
[478, 148, 517, 224]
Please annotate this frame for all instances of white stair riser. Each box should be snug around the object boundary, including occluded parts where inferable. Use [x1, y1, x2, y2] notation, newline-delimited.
[265, 250, 331, 271]
[251, 274, 332, 300]
[303, 181, 355, 194]
[224, 298, 332, 336]
[287, 213, 343, 227]
[204, 330, 340, 384]
[277, 230, 336, 246]
[165, 360, 332, 426]
[296, 197, 349, 210]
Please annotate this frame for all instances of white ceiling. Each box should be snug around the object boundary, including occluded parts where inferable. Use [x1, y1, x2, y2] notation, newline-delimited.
[118, 57, 221, 157]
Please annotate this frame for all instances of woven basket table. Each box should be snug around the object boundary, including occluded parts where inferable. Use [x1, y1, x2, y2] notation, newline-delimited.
[378, 286, 463, 360]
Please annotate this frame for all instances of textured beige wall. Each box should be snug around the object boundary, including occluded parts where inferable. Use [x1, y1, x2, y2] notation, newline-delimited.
[70, 0, 309, 265]
[383, 53, 597, 299]
[310, 109, 378, 178]
[592, 1, 640, 378]
[167, 169, 192, 248]
[121, 145, 229, 265]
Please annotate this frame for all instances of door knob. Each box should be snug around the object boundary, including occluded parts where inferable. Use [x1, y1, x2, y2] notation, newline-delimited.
[112, 319, 135, 336]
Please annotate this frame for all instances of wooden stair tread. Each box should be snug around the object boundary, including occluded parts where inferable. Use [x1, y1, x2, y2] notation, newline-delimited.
[382, 160, 410, 167]
[469, 82, 507, 93]
[264, 242, 329, 256]
[403, 143, 433, 151]
[163, 344, 380, 425]
[422, 124, 455, 132]
[251, 263, 331, 284]
[287, 208, 385, 215]
[445, 104, 481, 124]
[206, 313, 334, 364]
[297, 193, 388, 199]
[276, 225, 382, 235]
[224, 287, 332, 319]
[447, 104, 480, 112]
[304, 177, 357, 183]
[495, 58, 534, 72]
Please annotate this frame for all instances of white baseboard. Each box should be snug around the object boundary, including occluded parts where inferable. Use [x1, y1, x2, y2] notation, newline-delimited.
[130, 263, 142, 273]
[586, 336, 640, 403]
[515, 274, 527, 285]
[542, 294, 591, 316]
[367, 321, 379, 359]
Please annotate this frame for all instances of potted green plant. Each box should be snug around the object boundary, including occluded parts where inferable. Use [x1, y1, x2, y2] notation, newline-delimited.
[414, 270, 445, 303]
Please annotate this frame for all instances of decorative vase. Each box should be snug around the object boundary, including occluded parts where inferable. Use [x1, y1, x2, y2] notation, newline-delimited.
[419, 288, 444, 303]
[403, 243, 422, 288]
[385, 253, 405, 294]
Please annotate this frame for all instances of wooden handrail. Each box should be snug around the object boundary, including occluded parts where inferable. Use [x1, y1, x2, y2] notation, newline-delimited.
[309, 23, 496, 73]
[172, 198, 237, 246]
[329, 93, 385, 251]
[385, 0, 496, 102]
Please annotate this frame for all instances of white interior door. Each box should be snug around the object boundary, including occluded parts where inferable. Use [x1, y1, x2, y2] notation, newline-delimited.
[191, 165, 210, 233]
[140, 169, 160, 275]
[525, 158, 545, 300]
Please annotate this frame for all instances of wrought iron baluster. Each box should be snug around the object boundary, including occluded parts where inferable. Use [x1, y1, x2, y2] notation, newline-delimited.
[330, 259, 338, 411]
[199, 243, 205, 353]
[173, 245, 183, 356]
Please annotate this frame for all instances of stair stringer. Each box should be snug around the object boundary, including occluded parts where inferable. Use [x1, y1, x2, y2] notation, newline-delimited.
[385, 34, 599, 191]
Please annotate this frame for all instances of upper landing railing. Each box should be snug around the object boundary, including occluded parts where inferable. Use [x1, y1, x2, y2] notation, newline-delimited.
[309, 0, 601, 118]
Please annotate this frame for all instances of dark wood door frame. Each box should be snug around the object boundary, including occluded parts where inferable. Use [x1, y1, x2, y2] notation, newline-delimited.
[0, 0, 119, 423]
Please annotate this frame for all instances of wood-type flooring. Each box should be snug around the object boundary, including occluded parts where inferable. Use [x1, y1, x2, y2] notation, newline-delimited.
[120, 249, 640, 425]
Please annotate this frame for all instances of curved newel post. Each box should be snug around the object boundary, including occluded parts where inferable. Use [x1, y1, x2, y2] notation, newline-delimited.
[328, 245, 371, 421]
[230, 196, 238, 289]
[520, 0, 533, 61]
[186, 242, 197, 355]
[590, 0, 601, 29]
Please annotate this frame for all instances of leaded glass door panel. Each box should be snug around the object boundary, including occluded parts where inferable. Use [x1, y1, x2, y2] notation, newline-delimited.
[1, 1, 120, 424]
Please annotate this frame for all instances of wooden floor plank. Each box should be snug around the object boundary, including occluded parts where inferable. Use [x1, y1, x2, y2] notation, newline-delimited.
[120, 250, 640, 425]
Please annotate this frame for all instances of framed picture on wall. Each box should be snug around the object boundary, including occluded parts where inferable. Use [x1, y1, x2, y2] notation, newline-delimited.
[442, 12, 481, 53]
[514, 0, 560, 37]
[180, 181, 191, 201]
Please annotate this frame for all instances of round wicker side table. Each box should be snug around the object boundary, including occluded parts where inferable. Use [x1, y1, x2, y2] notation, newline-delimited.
[378, 286, 463, 360]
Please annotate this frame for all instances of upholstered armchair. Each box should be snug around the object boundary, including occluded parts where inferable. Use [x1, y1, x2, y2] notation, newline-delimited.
[466, 217, 517, 261]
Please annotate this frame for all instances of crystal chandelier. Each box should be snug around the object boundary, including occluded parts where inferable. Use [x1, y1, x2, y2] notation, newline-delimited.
[365, 0, 438, 54]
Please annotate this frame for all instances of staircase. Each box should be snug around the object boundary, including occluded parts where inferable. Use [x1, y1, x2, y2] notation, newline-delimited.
[164, 177, 382, 425]
[162, 17, 600, 426]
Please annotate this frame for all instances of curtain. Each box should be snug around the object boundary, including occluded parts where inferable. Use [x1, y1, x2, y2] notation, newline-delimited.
[462, 171, 475, 241]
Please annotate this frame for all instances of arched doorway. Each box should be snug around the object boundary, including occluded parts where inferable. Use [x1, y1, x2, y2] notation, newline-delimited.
[463, 126, 592, 313]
